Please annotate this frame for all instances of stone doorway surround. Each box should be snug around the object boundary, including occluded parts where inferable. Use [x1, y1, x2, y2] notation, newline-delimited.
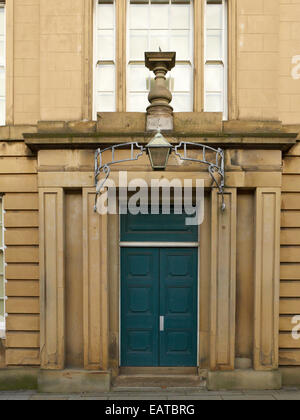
[22, 114, 298, 392]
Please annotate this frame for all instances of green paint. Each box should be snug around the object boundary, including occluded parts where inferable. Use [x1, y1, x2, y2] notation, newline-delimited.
[121, 248, 198, 367]
[121, 209, 198, 242]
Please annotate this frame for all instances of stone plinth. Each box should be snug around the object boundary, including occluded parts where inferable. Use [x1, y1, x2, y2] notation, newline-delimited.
[145, 52, 176, 132]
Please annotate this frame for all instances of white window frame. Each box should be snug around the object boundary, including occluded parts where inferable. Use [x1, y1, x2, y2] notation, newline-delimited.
[126, 0, 194, 113]
[92, 0, 229, 117]
[93, 0, 117, 119]
[0, 2, 6, 126]
[204, 0, 228, 120]
[0, 196, 6, 339]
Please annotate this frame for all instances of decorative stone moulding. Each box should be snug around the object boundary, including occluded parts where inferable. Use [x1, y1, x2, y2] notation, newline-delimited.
[145, 51, 176, 132]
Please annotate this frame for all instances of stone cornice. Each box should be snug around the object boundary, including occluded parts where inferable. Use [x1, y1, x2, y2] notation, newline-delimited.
[0, 115, 298, 152]
[23, 130, 298, 153]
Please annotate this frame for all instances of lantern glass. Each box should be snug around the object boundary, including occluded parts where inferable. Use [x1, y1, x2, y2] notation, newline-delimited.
[146, 131, 172, 170]
[148, 147, 171, 170]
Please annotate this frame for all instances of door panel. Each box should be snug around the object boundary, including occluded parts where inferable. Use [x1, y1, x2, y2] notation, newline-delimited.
[121, 210, 198, 242]
[121, 248, 159, 366]
[121, 247, 198, 367]
[160, 249, 198, 366]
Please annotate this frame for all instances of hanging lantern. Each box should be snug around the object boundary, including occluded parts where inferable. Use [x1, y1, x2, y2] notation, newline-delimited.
[146, 130, 173, 170]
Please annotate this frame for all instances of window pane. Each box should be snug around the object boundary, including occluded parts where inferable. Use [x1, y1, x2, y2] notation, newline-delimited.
[205, 93, 222, 112]
[97, 4, 114, 29]
[94, 2, 115, 119]
[149, 30, 169, 52]
[0, 275, 4, 299]
[170, 30, 190, 60]
[96, 65, 115, 92]
[172, 93, 192, 112]
[170, 4, 190, 30]
[206, 30, 222, 60]
[128, 65, 150, 92]
[170, 64, 192, 92]
[0, 36, 4, 66]
[0, 67, 5, 98]
[127, 0, 194, 112]
[0, 300, 4, 324]
[205, 65, 223, 92]
[0, 254, 3, 274]
[127, 92, 149, 112]
[0, 98, 5, 126]
[206, 4, 223, 30]
[150, 4, 169, 29]
[96, 92, 115, 112]
[130, 30, 148, 61]
[130, 4, 149, 29]
[97, 30, 114, 60]
[0, 8, 4, 36]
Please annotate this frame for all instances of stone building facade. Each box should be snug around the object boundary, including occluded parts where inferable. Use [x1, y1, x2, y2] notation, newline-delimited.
[0, 0, 299, 392]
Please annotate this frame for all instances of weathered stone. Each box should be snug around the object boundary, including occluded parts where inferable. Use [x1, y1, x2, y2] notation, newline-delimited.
[37, 121, 67, 133]
[174, 113, 223, 133]
[235, 358, 253, 370]
[0, 369, 38, 391]
[146, 114, 173, 132]
[280, 368, 300, 387]
[97, 112, 146, 133]
[0, 126, 11, 139]
[67, 121, 97, 133]
[38, 370, 111, 394]
[224, 120, 283, 134]
[207, 370, 282, 391]
[10, 125, 37, 139]
[145, 52, 176, 128]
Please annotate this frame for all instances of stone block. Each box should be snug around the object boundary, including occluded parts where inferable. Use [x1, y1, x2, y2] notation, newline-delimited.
[207, 370, 282, 391]
[280, 367, 300, 387]
[0, 368, 38, 391]
[235, 358, 252, 370]
[223, 120, 283, 133]
[37, 121, 67, 133]
[10, 125, 37, 140]
[173, 113, 223, 133]
[97, 113, 146, 133]
[67, 121, 97, 134]
[146, 114, 173, 132]
[0, 126, 11, 139]
[38, 370, 111, 394]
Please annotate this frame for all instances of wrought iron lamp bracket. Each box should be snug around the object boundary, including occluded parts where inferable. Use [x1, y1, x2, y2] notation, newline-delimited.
[94, 141, 226, 211]
[94, 142, 145, 210]
[173, 142, 226, 211]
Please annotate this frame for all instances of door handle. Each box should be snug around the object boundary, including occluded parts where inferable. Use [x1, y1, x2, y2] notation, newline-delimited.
[160, 316, 165, 332]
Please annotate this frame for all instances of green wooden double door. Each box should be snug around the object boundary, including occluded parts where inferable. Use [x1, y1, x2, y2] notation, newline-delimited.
[121, 247, 198, 367]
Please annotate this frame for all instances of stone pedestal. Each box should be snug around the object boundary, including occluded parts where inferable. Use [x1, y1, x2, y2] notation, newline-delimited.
[145, 52, 176, 131]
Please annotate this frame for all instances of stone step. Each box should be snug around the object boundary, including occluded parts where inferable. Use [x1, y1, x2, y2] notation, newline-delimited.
[119, 367, 198, 375]
[113, 375, 206, 389]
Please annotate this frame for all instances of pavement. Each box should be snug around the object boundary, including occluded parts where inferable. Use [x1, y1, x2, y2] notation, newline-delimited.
[0, 388, 300, 400]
